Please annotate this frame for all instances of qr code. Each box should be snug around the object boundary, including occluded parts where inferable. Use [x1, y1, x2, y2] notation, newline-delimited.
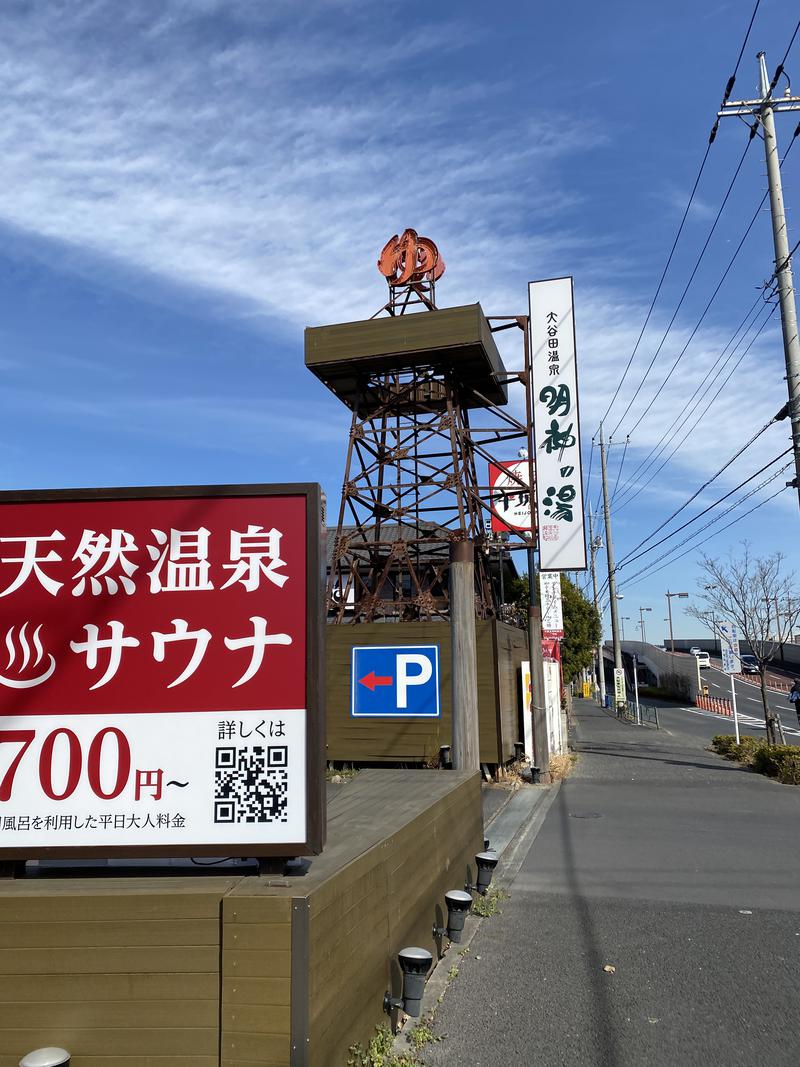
[214, 746, 289, 824]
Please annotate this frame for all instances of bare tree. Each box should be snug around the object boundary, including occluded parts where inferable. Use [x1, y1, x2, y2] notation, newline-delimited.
[689, 544, 800, 745]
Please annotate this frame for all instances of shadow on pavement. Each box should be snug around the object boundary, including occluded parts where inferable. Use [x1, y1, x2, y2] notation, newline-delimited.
[575, 742, 749, 774]
[557, 784, 621, 1066]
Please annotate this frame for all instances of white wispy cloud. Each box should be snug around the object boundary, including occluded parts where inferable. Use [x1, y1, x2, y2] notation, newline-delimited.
[0, 0, 789, 524]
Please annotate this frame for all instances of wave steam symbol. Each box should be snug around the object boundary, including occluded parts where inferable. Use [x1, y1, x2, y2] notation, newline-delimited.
[0, 623, 56, 688]
[6, 622, 45, 671]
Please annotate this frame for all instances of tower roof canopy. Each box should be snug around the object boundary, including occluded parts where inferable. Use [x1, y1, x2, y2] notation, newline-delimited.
[305, 303, 508, 413]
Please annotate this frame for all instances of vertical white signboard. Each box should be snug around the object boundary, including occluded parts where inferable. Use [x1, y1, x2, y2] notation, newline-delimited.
[529, 277, 587, 571]
[718, 620, 741, 744]
[719, 621, 741, 674]
[539, 572, 564, 638]
[614, 667, 626, 706]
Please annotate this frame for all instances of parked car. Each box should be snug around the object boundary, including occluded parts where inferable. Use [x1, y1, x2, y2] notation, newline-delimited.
[739, 654, 759, 674]
[694, 651, 710, 669]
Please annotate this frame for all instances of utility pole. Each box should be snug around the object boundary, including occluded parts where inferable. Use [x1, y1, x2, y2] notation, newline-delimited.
[588, 510, 606, 706]
[717, 52, 800, 508]
[600, 425, 623, 705]
[638, 606, 652, 645]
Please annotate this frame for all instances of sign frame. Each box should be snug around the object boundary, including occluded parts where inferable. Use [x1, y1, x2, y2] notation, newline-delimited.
[350, 644, 441, 718]
[0, 482, 326, 863]
[719, 621, 741, 675]
[488, 460, 534, 533]
[539, 572, 564, 639]
[529, 276, 587, 571]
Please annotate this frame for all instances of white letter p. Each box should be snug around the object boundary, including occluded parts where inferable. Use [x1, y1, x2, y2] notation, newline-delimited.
[396, 653, 432, 710]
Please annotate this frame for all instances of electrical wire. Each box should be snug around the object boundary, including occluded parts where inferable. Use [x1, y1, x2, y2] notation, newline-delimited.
[614, 301, 779, 511]
[595, 144, 713, 432]
[618, 393, 783, 566]
[617, 448, 792, 572]
[600, 0, 763, 432]
[609, 136, 755, 442]
[618, 476, 789, 590]
[612, 126, 798, 505]
[609, 436, 629, 505]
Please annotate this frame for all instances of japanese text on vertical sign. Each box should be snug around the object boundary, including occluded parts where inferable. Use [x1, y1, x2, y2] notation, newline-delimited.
[529, 277, 587, 570]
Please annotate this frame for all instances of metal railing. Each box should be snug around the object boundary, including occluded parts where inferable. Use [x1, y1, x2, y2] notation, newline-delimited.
[617, 700, 660, 729]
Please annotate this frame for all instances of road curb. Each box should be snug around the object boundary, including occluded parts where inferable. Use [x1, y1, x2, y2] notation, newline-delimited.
[393, 781, 562, 1056]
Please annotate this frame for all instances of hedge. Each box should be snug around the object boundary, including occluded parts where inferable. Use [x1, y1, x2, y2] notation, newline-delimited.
[711, 734, 800, 784]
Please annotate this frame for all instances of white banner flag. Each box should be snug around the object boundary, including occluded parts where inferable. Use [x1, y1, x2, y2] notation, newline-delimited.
[529, 277, 587, 570]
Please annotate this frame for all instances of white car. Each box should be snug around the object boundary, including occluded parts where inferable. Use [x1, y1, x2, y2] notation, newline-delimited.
[693, 651, 710, 669]
[689, 646, 702, 656]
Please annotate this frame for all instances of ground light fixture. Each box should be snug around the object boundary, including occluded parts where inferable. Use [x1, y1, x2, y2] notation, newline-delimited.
[438, 744, 452, 769]
[432, 889, 473, 944]
[465, 850, 498, 895]
[19, 1051, 71, 1067]
[383, 947, 433, 1018]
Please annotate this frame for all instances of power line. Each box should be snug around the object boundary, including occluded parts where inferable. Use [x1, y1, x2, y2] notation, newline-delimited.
[596, 144, 713, 432]
[619, 465, 790, 589]
[617, 448, 792, 572]
[622, 122, 800, 443]
[618, 473, 789, 590]
[609, 136, 756, 442]
[618, 407, 785, 571]
[611, 126, 798, 503]
[614, 301, 779, 511]
[609, 436, 629, 504]
[613, 295, 767, 508]
[600, 0, 764, 433]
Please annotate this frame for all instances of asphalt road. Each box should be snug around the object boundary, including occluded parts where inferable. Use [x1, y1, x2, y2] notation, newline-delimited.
[695, 662, 800, 738]
[421, 702, 800, 1067]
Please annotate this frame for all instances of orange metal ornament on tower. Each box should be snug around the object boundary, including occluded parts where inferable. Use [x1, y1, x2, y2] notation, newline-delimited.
[378, 229, 445, 286]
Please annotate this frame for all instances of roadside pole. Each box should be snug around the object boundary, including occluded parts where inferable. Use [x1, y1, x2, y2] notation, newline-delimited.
[527, 545, 551, 783]
[730, 674, 740, 745]
[720, 620, 741, 744]
[600, 425, 624, 707]
[633, 654, 641, 726]
[588, 510, 606, 707]
[716, 53, 800, 508]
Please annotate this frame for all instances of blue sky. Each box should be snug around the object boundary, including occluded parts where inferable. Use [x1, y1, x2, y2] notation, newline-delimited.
[0, 0, 798, 642]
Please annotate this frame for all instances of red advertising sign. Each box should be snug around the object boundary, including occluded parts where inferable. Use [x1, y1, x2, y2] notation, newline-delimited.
[488, 461, 535, 533]
[0, 484, 325, 861]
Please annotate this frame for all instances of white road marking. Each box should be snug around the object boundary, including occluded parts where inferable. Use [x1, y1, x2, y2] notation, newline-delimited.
[681, 706, 800, 737]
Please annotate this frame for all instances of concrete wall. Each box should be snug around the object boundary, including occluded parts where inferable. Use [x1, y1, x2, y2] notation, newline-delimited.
[618, 641, 701, 701]
[670, 638, 800, 672]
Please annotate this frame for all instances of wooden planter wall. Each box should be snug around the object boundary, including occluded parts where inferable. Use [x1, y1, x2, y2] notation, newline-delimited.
[325, 620, 529, 765]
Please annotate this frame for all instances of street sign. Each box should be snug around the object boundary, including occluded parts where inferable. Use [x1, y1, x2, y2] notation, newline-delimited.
[351, 645, 440, 717]
[614, 667, 626, 705]
[0, 484, 325, 861]
[539, 572, 564, 638]
[529, 277, 587, 571]
[719, 621, 741, 675]
[488, 461, 534, 532]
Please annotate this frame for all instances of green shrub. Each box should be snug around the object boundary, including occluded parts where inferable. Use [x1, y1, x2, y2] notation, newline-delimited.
[752, 744, 800, 784]
[711, 734, 737, 756]
[711, 735, 763, 763]
[730, 736, 764, 764]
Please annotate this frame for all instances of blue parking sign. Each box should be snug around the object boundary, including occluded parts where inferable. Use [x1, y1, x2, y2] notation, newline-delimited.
[351, 645, 440, 718]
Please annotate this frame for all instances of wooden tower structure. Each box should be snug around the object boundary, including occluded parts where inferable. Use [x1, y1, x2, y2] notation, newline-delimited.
[305, 230, 534, 623]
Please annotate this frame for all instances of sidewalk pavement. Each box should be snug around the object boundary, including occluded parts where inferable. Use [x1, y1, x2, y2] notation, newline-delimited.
[419, 701, 800, 1067]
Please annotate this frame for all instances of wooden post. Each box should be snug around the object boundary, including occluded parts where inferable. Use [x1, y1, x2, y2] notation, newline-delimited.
[450, 540, 480, 771]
